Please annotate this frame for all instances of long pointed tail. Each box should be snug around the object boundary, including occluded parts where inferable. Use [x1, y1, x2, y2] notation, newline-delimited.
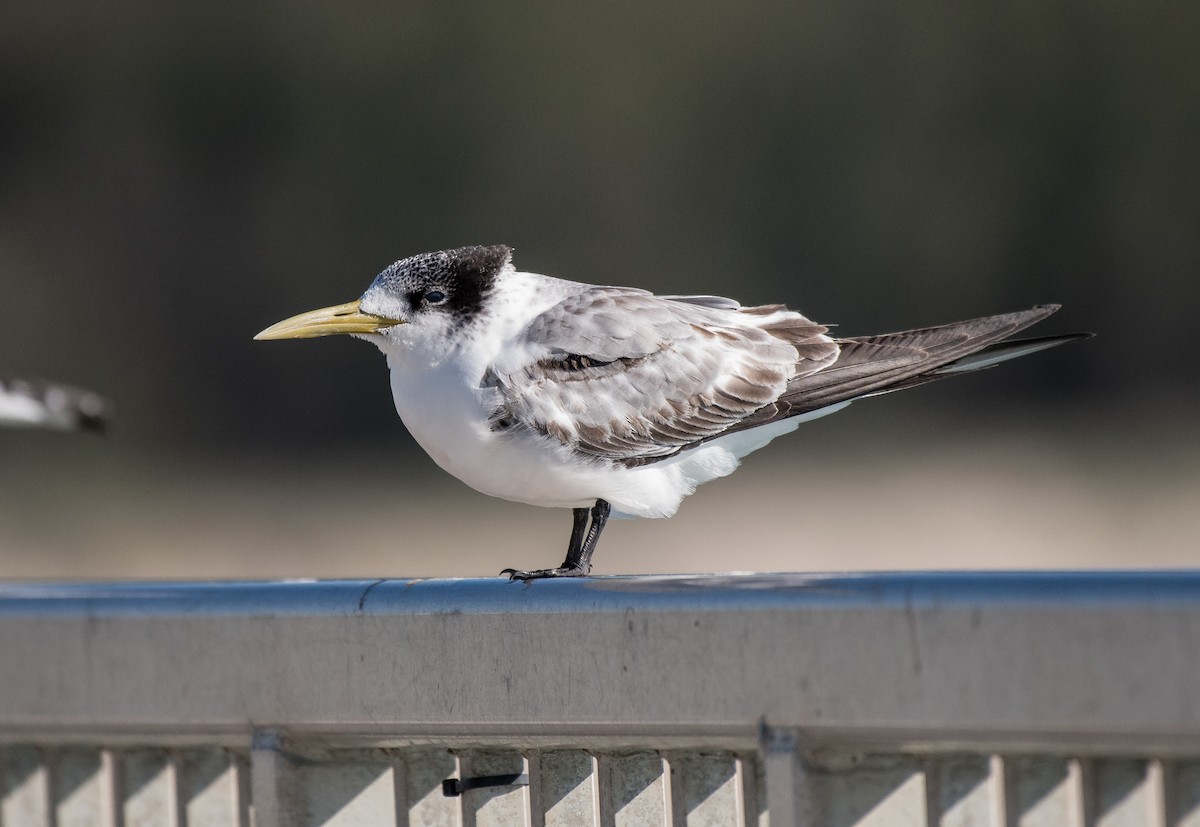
[717, 306, 1091, 439]
[779, 305, 1091, 416]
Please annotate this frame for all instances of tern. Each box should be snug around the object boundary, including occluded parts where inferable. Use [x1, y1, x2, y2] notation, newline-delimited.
[0, 377, 110, 433]
[257, 245, 1088, 579]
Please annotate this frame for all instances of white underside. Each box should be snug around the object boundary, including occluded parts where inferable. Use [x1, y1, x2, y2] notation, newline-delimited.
[388, 354, 849, 519]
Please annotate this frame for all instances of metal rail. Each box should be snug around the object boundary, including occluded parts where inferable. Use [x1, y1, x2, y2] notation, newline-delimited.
[1, 572, 1198, 825]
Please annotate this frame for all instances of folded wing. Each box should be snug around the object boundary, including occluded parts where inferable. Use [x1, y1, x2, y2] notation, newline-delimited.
[486, 293, 1082, 467]
[483, 288, 837, 465]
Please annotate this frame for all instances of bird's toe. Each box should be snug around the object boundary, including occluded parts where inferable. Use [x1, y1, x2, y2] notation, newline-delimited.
[501, 566, 589, 581]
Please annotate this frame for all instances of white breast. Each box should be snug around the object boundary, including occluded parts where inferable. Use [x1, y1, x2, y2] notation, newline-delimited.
[385, 354, 833, 520]
[385, 357, 620, 510]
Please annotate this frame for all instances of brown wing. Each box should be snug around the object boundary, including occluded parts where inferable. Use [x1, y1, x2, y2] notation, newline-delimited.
[484, 288, 836, 465]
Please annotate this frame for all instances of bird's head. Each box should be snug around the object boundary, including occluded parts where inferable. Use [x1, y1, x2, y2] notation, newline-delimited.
[254, 245, 512, 354]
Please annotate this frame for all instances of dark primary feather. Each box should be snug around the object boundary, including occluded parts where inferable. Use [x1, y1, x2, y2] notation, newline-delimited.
[729, 305, 1071, 430]
[486, 295, 1084, 468]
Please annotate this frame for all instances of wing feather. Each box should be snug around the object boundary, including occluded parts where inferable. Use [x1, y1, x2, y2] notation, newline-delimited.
[484, 288, 836, 465]
[717, 305, 1066, 434]
[484, 290, 1076, 468]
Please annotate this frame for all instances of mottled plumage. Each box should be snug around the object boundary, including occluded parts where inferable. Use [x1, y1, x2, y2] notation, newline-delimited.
[256, 244, 1089, 579]
[481, 287, 838, 467]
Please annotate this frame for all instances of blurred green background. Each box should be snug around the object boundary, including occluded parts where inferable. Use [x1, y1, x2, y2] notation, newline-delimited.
[2, 0, 1196, 578]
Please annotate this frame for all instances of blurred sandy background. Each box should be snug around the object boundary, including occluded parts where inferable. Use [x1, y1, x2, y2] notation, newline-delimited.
[2, 2, 1196, 579]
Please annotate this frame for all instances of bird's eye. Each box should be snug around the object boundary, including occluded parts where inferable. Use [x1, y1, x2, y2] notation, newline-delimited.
[424, 290, 446, 304]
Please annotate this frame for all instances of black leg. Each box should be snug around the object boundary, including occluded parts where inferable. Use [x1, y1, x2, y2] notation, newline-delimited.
[502, 499, 611, 580]
[572, 499, 610, 573]
[563, 506, 590, 564]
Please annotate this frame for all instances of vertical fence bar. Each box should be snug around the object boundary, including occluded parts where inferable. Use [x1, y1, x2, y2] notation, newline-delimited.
[761, 726, 811, 827]
[250, 731, 301, 827]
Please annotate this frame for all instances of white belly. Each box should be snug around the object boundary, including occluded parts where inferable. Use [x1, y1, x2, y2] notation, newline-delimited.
[386, 356, 851, 520]
[386, 360, 700, 517]
[388, 360, 609, 506]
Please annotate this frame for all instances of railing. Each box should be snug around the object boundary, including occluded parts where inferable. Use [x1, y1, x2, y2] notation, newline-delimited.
[1, 572, 1199, 826]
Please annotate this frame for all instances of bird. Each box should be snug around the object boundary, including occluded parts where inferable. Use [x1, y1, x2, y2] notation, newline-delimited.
[0, 376, 110, 433]
[256, 245, 1089, 579]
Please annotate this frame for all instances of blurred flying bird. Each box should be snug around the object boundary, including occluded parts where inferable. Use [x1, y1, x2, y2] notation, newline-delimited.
[0, 377, 110, 434]
[257, 245, 1089, 579]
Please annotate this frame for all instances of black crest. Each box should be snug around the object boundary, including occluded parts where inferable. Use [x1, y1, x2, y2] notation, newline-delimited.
[372, 245, 512, 321]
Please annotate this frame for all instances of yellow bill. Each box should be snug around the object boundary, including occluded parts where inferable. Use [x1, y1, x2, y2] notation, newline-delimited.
[254, 300, 404, 340]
